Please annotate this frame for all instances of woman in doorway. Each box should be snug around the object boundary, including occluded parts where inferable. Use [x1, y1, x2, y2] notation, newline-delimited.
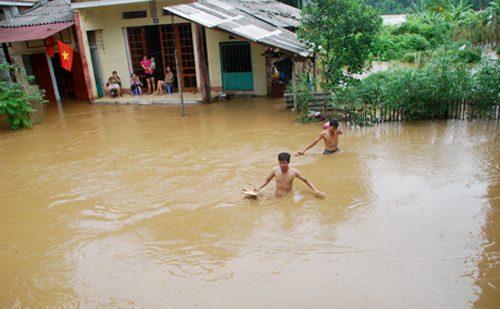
[140, 54, 155, 94]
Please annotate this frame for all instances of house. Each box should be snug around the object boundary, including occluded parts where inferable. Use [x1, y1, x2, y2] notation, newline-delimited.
[0, 0, 312, 103]
[70, 0, 312, 102]
[0, 0, 89, 101]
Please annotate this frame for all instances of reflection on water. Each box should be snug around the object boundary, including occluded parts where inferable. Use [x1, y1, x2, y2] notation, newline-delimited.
[0, 99, 499, 308]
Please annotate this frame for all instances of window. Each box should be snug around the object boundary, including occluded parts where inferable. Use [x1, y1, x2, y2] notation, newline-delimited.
[122, 11, 147, 19]
[22, 55, 37, 85]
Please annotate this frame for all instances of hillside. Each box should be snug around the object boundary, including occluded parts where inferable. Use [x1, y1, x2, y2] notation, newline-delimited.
[278, 0, 490, 14]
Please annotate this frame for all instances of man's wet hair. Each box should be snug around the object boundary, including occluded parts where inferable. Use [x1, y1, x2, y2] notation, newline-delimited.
[329, 118, 339, 128]
[278, 152, 291, 162]
[112, 71, 117, 74]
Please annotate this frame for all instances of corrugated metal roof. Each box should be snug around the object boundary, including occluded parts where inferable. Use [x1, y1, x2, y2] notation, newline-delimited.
[165, 0, 311, 57]
[0, 0, 73, 27]
[0, 1, 37, 7]
[0, 21, 74, 42]
[221, 0, 300, 28]
[71, 0, 150, 9]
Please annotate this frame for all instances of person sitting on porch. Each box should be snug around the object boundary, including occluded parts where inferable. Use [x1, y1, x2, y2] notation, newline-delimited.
[107, 71, 122, 98]
[130, 73, 144, 97]
[153, 65, 175, 96]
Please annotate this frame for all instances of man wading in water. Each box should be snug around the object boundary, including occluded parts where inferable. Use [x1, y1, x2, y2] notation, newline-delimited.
[253, 152, 326, 197]
[295, 118, 343, 156]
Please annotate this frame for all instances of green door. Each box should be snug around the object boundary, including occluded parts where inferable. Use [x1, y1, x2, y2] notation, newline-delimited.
[88, 31, 103, 98]
[220, 42, 253, 91]
[90, 49, 103, 98]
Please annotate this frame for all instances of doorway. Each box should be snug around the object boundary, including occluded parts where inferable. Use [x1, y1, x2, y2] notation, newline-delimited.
[51, 51, 89, 100]
[31, 53, 56, 101]
[220, 42, 253, 91]
[88, 30, 103, 98]
[126, 23, 197, 92]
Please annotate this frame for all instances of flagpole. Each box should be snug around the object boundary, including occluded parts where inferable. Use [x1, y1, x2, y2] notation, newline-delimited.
[174, 50, 184, 117]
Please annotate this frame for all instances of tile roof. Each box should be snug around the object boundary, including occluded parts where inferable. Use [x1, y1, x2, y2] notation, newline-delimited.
[165, 0, 311, 57]
[0, 0, 73, 27]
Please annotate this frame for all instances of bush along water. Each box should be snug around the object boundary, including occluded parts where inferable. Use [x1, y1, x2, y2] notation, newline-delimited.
[286, 73, 318, 124]
[374, 0, 500, 65]
[0, 63, 47, 130]
[329, 57, 500, 124]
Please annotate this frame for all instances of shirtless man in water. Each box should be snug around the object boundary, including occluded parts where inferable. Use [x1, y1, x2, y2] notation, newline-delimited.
[253, 152, 326, 197]
[295, 118, 343, 156]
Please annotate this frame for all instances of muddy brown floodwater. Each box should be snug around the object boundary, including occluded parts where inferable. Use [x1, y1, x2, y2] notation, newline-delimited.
[1, 98, 499, 308]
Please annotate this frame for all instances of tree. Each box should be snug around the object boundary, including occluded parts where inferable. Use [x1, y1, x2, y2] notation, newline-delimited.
[278, 0, 301, 8]
[298, 0, 382, 91]
[0, 63, 47, 130]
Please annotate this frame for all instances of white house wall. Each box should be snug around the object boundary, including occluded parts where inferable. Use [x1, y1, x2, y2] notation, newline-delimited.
[205, 27, 266, 96]
[75, 0, 200, 98]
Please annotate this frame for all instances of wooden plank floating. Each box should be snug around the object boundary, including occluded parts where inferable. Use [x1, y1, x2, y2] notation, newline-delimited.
[284, 91, 333, 110]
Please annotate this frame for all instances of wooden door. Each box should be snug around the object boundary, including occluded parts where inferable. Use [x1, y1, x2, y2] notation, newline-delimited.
[159, 23, 197, 91]
[72, 51, 89, 100]
[127, 27, 147, 77]
[31, 53, 56, 101]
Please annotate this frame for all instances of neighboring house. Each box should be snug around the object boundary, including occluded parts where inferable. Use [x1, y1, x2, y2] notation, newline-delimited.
[164, 0, 312, 100]
[70, 0, 312, 101]
[0, 0, 37, 23]
[0, 0, 37, 81]
[0, 0, 89, 101]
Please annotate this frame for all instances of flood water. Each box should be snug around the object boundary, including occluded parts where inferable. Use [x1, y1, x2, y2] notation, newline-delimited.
[1, 98, 499, 308]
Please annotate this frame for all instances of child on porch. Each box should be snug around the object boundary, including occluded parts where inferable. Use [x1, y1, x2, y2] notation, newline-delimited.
[130, 73, 144, 97]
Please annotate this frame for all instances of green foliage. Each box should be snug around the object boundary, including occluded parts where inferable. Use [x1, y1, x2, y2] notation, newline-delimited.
[0, 63, 47, 130]
[402, 52, 417, 62]
[450, 0, 500, 45]
[363, 0, 489, 14]
[431, 42, 484, 63]
[277, 0, 301, 8]
[298, 0, 382, 90]
[286, 73, 318, 124]
[457, 46, 483, 62]
[328, 57, 500, 124]
[374, 0, 500, 63]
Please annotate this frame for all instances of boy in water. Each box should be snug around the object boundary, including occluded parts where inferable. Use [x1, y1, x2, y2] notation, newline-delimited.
[253, 152, 326, 197]
[295, 118, 343, 156]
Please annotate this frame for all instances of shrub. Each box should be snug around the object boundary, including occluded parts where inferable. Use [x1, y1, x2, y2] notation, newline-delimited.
[407, 35, 430, 50]
[402, 52, 417, 63]
[0, 63, 47, 130]
[327, 56, 500, 124]
[383, 49, 401, 61]
[457, 47, 483, 63]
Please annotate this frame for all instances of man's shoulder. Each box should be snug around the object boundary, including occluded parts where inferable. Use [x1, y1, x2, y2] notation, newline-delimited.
[324, 129, 339, 137]
[319, 130, 329, 137]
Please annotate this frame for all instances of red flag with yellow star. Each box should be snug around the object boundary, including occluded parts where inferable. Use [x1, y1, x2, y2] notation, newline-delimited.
[57, 40, 73, 72]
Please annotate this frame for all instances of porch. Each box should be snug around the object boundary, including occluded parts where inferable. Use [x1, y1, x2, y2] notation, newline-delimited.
[92, 90, 204, 105]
